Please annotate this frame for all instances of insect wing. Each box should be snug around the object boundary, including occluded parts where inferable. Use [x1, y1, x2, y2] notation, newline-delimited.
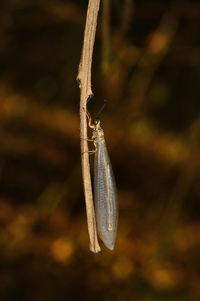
[94, 138, 118, 250]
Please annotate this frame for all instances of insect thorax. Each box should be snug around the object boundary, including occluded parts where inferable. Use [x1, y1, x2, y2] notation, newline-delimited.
[93, 127, 104, 142]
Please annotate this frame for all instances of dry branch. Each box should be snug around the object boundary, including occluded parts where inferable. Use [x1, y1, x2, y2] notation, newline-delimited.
[77, 0, 101, 253]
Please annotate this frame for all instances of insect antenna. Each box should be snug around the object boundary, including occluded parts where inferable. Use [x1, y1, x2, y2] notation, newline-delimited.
[95, 99, 107, 120]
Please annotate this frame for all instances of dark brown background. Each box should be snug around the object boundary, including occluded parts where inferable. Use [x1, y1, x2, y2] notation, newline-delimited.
[0, 0, 200, 300]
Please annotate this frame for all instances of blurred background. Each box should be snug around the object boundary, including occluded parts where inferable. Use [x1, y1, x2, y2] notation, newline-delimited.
[0, 0, 200, 300]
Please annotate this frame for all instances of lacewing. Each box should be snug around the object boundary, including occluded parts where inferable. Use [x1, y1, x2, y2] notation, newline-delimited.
[88, 114, 118, 250]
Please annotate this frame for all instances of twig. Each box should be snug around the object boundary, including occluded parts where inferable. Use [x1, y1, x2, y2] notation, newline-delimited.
[77, 0, 101, 253]
[127, 11, 179, 113]
[101, 0, 110, 74]
[120, 0, 134, 34]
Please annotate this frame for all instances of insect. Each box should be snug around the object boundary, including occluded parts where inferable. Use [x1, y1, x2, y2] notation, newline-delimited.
[87, 111, 118, 250]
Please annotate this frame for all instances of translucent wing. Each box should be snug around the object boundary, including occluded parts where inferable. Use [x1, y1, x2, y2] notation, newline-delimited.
[94, 137, 118, 250]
